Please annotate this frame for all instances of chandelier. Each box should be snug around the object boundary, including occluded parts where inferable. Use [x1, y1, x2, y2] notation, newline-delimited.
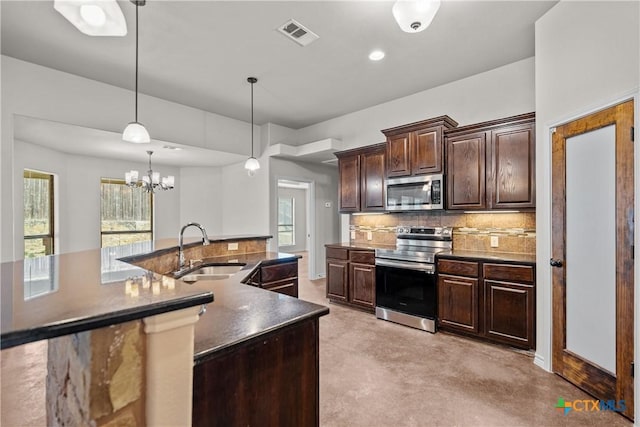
[125, 151, 175, 193]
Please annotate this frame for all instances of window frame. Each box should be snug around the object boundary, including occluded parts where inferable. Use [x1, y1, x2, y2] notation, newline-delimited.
[277, 196, 295, 247]
[100, 178, 154, 248]
[23, 169, 55, 257]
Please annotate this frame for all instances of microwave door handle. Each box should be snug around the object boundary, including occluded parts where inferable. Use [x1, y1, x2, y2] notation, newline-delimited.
[425, 182, 432, 205]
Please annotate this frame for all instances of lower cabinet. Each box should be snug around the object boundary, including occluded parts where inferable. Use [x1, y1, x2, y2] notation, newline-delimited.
[326, 246, 375, 312]
[247, 259, 299, 297]
[437, 257, 535, 350]
[193, 317, 320, 427]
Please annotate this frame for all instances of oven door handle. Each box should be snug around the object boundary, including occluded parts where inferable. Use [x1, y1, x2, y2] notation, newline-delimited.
[375, 258, 435, 274]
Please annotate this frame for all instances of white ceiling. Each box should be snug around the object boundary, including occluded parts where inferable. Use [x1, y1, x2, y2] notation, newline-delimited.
[1, 0, 555, 131]
[13, 115, 247, 167]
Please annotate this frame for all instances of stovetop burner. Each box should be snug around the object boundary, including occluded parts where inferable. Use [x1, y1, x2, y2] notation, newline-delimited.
[375, 226, 453, 264]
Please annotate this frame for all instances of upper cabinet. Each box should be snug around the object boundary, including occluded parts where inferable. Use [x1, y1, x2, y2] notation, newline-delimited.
[335, 143, 386, 213]
[445, 113, 535, 211]
[382, 116, 458, 177]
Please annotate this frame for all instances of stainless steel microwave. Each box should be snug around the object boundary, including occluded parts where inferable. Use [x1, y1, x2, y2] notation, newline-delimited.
[385, 174, 444, 211]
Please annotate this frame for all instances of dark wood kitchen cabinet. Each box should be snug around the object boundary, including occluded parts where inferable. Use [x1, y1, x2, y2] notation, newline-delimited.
[437, 256, 536, 350]
[246, 259, 299, 297]
[445, 112, 535, 210]
[335, 143, 386, 213]
[438, 259, 480, 334]
[326, 246, 375, 312]
[382, 116, 458, 177]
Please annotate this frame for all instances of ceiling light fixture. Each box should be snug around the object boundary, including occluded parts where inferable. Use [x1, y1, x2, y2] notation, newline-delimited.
[392, 0, 441, 33]
[54, 0, 127, 36]
[369, 50, 385, 61]
[125, 151, 175, 193]
[122, 0, 150, 144]
[244, 77, 260, 177]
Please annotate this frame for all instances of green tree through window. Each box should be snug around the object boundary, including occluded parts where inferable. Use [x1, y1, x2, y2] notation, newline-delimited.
[24, 170, 54, 258]
[278, 197, 295, 247]
[101, 178, 153, 247]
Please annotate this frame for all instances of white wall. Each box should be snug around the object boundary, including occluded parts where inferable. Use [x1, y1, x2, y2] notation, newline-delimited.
[220, 157, 271, 237]
[293, 57, 536, 150]
[179, 167, 223, 238]
[535, 0, 640, 372]
[15, 140, 180, 257]
[269, 158, 340, 279]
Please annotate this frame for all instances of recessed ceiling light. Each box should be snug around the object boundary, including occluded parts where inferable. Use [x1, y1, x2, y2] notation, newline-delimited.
[369, 50, 385, 61]
[163, 145, 183, 151]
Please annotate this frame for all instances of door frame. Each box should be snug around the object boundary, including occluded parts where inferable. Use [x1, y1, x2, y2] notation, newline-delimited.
[536, 91, 639, 411]
[275, 176, 316, 279]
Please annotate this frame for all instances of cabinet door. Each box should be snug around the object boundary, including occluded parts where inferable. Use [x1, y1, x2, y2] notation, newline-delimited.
[490, 123, 535, 209]
[338, 155, 360, 212]
[438, 274, 479, 334]
[349, 262, 375, 309]
[326, 259, 348, 302]
[361, 148, 386, 211]
[387, 133, 411, 177]
[484, 280, 535, 349]
[446, 132, 487, 209]
[412, 128, 442, 175]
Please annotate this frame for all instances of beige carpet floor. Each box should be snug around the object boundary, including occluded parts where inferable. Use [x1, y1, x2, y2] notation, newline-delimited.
[1, 252, 633, 426]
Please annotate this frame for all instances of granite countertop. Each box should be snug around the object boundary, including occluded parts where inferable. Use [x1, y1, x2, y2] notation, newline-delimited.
[184, 251, 328, 362]
[325, 242, 396, 251]
[0, 245, 213, 349]
[0, 236, 329, 356]
[437, 250, 536, 265]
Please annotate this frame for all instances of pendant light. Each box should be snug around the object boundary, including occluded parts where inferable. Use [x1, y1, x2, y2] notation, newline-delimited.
[244, 77, 260, 176]
[392, 0, 441, 33]
[122, 0, 150, 143]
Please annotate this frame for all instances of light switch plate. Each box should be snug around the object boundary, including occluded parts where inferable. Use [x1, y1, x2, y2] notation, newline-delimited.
[367, 231, 373, 241]
[490, 235, 499, 247]
[228, 242, 239, 251]
[350, 231, 356, 239]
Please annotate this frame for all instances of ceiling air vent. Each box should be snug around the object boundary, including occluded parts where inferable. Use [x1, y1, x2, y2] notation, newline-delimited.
[277, 19, 319, 47]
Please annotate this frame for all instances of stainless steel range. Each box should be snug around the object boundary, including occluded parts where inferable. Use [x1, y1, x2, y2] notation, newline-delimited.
[375, 226, 453, 332]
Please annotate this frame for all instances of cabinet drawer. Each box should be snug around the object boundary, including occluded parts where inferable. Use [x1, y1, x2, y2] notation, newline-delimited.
[483, 263, 534, 284]
[326, 247, 349, 260]
[260, 261, 298, 283]
[262, 278, 298, 297]
[437, 259, 479, 277]
[349, 250, 374, 264]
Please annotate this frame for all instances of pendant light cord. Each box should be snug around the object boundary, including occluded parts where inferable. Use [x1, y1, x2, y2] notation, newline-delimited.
[250, 80, 254, 157]
[135, 2, 139, 123]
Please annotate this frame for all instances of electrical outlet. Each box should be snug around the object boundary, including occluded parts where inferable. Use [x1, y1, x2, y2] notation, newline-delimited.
[367, 231, 373, 241]
[350, 231, 356, 240]
[228, 242, 239, 251]
[490, 235, 499, 248]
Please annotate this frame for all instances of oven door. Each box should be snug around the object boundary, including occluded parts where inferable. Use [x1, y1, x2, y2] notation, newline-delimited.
[375, 259, 436, 319]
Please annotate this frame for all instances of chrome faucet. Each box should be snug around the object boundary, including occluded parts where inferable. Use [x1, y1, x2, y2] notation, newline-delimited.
[178, 222, 210, 269]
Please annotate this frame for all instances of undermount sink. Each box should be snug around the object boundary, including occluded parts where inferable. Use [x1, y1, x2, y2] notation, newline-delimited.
[178, 264, 245, 283]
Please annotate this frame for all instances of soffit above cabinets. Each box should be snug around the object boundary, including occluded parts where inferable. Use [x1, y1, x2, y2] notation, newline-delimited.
[265, 138, 342, 165]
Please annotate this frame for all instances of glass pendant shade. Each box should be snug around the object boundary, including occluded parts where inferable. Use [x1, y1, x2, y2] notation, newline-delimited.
[123, 122, 150, 143]
[245, 156, 260, 172]
[54, 0, 127, 36]
[392, 0, 441, 33]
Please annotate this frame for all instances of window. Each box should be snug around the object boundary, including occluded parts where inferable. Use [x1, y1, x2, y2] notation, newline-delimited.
[278, 197, 295, 247]
[24, 170, 54, 258]
[100, 178, 152, 247]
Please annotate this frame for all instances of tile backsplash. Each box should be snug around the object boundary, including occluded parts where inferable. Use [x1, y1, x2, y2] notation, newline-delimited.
[350, 211, 536, 255]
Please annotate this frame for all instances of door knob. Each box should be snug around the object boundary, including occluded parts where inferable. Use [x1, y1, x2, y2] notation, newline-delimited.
[550, 258, 563, 267]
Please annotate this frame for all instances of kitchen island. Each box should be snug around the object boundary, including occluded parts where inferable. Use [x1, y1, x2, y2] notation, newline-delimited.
[1, 235, 328, 426]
